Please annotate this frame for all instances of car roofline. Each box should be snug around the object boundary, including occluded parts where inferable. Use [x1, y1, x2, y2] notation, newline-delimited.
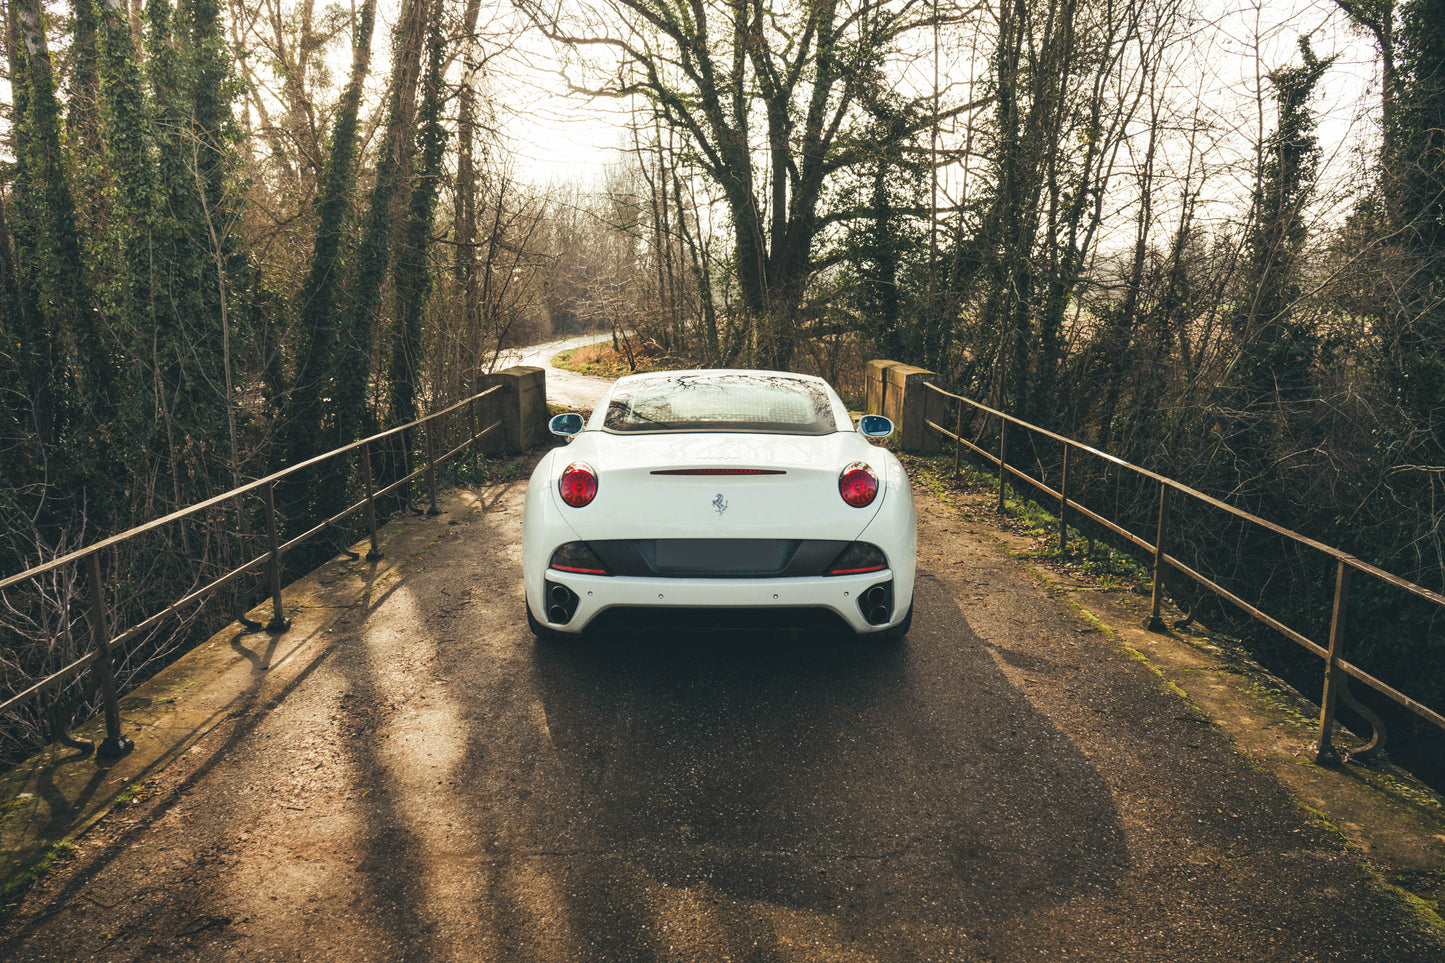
[610, 368, 830, 387]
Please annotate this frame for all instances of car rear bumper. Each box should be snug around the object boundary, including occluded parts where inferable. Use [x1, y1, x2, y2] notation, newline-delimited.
[533, 570, 902, 635]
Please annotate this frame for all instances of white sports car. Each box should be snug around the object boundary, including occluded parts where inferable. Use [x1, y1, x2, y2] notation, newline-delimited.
[521, 369, 917, 640]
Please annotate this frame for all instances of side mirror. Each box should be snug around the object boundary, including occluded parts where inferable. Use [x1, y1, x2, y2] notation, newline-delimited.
[549, 412, 585, 437]
[858, 414, 893, 439]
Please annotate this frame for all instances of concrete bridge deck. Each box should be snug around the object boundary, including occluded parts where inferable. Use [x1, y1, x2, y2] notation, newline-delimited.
[2, 460, 1443, 961]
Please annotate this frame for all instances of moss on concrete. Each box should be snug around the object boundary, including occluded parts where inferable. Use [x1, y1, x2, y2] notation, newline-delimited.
[0, 838, 75, 906]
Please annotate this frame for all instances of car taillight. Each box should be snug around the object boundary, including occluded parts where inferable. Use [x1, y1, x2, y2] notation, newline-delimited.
[825, 542, 888, 576]
[559, 462, 598, 507]
[839, 462, 878, 507]
[549, 541, 611, 575]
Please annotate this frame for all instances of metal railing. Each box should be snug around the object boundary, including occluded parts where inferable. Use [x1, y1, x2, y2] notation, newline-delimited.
[0, 386, 504, 759]
[921, 381, 1445, 763]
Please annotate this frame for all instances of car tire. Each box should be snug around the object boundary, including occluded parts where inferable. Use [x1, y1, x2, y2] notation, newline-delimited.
[872, 603, 913, 642]
[526, 599, 568, 642]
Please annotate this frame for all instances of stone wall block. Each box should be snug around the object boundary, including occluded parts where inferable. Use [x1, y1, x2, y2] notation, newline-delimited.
[477, 365, 548, 454]
[865, 360, 939, 454]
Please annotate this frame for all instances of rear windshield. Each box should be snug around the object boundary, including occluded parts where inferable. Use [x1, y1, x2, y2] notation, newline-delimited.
[602, 373, 837, 434]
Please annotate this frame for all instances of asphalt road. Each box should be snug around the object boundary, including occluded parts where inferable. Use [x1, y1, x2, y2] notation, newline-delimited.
[0, 468, 1440, 960]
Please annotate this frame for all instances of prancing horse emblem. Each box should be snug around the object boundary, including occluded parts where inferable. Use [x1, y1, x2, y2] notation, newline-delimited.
[713, 492, 728, 515]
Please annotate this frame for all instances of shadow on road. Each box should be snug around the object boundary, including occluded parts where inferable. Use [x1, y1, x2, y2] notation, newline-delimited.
[528, 570, 1131, 947]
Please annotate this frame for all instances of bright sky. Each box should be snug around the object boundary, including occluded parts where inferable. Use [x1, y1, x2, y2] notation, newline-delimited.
[495, 0, 1383, 213]
[502, 93, 630, 188]
[479, 7, 634, 188]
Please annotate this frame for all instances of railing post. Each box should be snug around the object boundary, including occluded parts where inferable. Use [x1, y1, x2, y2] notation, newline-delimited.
[424, 416, 440, 516]
[468, 393, 481, 471]
[996, 419, 1009, 513]
[1316, 560, 1353, 764]
[1059, 445, 1071, 554]
[952, 398, 964, 482]
[361, 442, 383, 561]
[263, 481, 291, 633]
[232, 492, 265, 632]
[1147, 481, 1172, 631]
[86, 552, 132, 760]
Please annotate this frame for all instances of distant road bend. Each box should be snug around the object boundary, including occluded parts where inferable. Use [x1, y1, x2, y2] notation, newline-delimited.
[493, 331, 617, 409]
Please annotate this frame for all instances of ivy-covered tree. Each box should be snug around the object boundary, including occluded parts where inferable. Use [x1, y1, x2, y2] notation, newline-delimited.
[185, 0, 257, 491]
[1229, 37, 1333, 415]
[332, 0, 432, 473]
[389, 11, 449, 438]
[65, 0, 105, 228]
[145, 0, 216, 497]
[965, 0, 1155, 429]
[1387, 0, 1445, 439]
[838, 100, 928, 365]
[276, 0, 377, 509]
[6, 0, 114, 529]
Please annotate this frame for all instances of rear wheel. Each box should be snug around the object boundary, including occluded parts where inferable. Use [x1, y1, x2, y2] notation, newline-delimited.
[526, 599, 568, 642]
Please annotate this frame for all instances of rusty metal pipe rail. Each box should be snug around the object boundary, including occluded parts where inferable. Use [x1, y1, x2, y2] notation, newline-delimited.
[929, 418, 1160, 559]
[0, 387, 505, 758]
[921, 381, 1445, 761]
[0, 390, 501, 596]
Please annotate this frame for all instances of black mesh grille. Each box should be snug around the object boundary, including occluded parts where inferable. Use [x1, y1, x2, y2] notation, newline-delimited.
[586, 539, 852, 578]
[585, 606, 854, 635]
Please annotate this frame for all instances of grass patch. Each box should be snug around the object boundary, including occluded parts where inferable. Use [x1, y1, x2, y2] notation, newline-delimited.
[445, 454, 528, 487]
[907, 452, 1154, 591]
[111, 780, 148, 809]
[0, 838, 77, 906]
[1241, 673, 1322, 734]
[551, 340, 693, 378]
[0, 794, 28, 828]
[1340, 764, 1445, 822]
[1384, 880, 1445, 937]
[1380, 869, 1445, 928]
[1298, 803, 1353, 847]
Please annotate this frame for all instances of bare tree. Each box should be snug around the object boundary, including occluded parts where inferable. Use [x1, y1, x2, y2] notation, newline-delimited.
[517, 0, 983, 368]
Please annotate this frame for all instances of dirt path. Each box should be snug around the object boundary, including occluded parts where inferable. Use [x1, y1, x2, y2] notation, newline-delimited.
[1, 473, 1441, 961]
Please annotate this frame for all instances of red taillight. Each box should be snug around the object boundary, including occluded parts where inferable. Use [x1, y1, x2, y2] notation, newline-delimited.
[559, 462, 598, 507]
[839, 462, 878, 507]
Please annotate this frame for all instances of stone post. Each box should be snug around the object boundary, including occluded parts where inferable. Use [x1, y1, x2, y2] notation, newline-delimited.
[868, 361, 939, 454]
[477, 365, 548, 454]
[865, 360, 899, 418]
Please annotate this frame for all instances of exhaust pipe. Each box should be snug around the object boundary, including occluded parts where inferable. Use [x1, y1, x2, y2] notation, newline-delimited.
[545, 580, 580, 624]
[860, 583, 893, 625]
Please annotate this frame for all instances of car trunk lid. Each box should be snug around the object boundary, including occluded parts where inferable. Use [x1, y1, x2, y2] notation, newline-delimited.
[556, 432, 887, 541]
